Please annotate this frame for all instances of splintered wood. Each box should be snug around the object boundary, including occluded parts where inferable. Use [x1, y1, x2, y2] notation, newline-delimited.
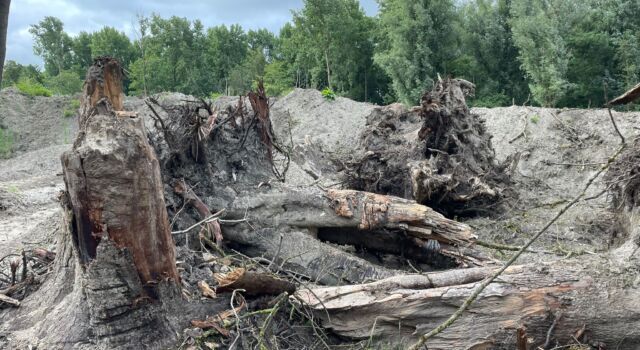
[326, 189, 476, 246]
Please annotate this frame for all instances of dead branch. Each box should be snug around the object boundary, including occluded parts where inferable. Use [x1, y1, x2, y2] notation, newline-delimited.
[214, 268, 296, 296]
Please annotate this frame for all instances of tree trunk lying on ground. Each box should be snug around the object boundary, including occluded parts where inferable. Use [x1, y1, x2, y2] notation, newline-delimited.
[293, 252, 640, 349]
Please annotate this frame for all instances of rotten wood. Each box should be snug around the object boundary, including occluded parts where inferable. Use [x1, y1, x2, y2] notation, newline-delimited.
[609, 82, 640, 105]
[63, 56, 179, 284]
[247, 80, 275, 162]
[174, 179, 223, 246]
[214, 268, 296, 296]
[293, 261, 640, 349]
[325, 189, 475, 246]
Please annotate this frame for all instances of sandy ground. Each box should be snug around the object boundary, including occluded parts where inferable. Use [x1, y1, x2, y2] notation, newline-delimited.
[1, 87, 639, 267]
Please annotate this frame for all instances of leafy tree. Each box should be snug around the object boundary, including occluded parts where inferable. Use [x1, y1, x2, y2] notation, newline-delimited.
[2, 60, 22, 87]
[72, 31, 94, 75]
[375, 0, 458, 105]
[247, 28, 278, 61]
[456, 0, 528, 106]
[205, 24, 248, 94]
[29, 16, 74, 76]
[129, 15, 208, 95]
[90, 27, 137, 68]
[2, 60, 45, 88]
[263, 60, 294, 96]
[510, 0, 576, 107]
[286, 0, 382, 101]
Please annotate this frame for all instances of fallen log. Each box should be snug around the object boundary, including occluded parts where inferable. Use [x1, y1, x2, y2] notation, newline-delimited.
[293, 260, 640, 349]
[220, 186, 485, 281]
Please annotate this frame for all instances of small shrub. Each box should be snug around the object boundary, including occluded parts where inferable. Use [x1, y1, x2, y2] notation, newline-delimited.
[210, 92, 223, 100]
[530, 114, 540, 124]
[321, 87, 336, 101]
[45, 70, 83, 95]
[16, 78, 52, 97]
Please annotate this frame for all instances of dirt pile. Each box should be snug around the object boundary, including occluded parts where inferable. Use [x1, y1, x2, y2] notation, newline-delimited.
[0, 87, 78, 158]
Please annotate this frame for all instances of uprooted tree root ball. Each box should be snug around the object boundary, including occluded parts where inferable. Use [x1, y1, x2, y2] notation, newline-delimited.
[345, 78, 512, 218]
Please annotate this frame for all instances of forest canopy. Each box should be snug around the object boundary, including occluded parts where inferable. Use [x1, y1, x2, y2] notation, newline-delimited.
[2, 0, 639, 108]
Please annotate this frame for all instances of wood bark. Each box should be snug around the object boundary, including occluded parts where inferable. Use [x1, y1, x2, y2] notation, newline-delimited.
[34, 56, 186, 349]
[64, 56, 179, 284]
[219, 187, 483, 284]
[0, 0, 9, 88]
[294, 259, 640, 349]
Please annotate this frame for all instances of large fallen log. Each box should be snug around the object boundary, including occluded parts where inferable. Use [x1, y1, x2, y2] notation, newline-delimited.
[293, 258, 640, 349]
[218, 186, 484, 285]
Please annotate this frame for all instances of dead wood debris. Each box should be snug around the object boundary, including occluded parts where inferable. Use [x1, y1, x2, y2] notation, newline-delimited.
[345, 78, 510, 217]
[0, 249, 55, 307]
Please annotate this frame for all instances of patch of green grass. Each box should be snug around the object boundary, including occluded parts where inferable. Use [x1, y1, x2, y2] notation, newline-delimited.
[6, 185, 19, 194]
[530, 114, 540, 124]
[210, 92, 223, 100]
[0, 128, 14, 159]
[16, 78, 52, 97]
[321, 87, 336, 101]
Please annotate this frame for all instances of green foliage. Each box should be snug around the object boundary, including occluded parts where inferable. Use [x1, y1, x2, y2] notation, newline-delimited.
[287, 0, 382, 102]
[209, 92, 223, 100]
[2, 60, 45, 88]
[15, 4, 640, 108]
[530, 115, 540, 124]
[63, 99, 80, 118]
[375, 0, 458, 105]
[470, 92, 511, 108]
[206, 24, 248, 95]
[455, 0, 528, 105]
[129, 15, 208, 96]
[29, 17, 74, 76]
[510, 0, 574, 107]
[0, 128, 14, 159]
[321, 87, 336, 101]
[45, 70, 83, 95]
[16, 78, 52, 97]
[90, 27, 137, 66]
[264, 61, 294, 96]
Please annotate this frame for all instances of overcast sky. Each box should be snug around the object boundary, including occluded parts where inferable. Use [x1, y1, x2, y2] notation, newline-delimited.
[5, 0, 379, 66]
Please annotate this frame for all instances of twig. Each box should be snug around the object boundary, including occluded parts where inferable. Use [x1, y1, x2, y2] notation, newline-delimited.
[541, 312, 562, 349]
[171, 209, 226, 235]
[0, 293, 20, 307]
[408, 144, 626, 350]
[476, 240, 552, 254]
[228, 289, 245, 350]
[607, 107, 626, 145]
[21, 250, 27, 282]
[257, 292, 288, 349]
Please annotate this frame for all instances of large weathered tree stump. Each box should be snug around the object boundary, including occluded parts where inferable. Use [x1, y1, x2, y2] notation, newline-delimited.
[60, 57, 182, 348]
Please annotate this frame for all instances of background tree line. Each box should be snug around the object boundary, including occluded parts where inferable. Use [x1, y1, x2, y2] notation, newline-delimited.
[2, 0, 639, 108]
